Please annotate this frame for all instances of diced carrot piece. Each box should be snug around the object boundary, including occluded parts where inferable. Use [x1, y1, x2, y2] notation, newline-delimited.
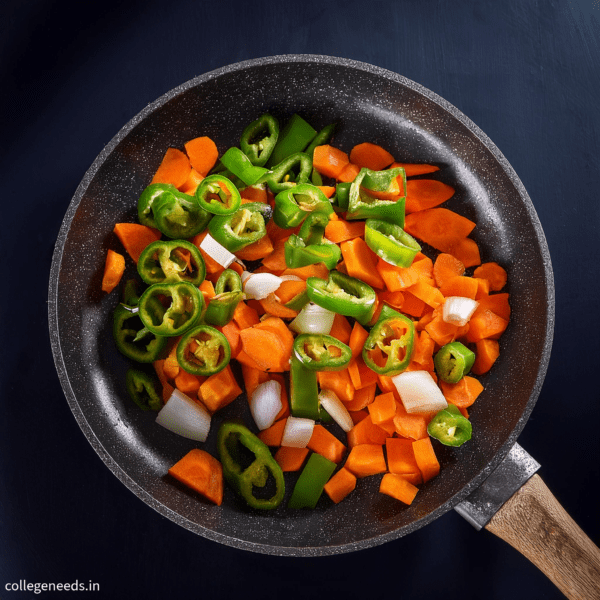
[472, 339, 500, 375]
[439, 275, 479, 300]
[191, 230, 224, 274]
[184, 136, 219, 176]
[153, 360, 175, 403]
[275, 446, 309, 472]
[393, 404, 429, 440]
[341, 238, 385, 289]
[389, 162, 440, 177]
[325, 219, 366, 243]
[410, 330, 435, 372]
[275, 279, 307, 304]
[345, 444, 387, 478]
[400, 291, 427, 318]
[379, 473, 419, 505]
[473, 262, 507, 291]
[240, 185, 268, 203]
[318, 369, 355, 403]
[337, 162, 361, 182]
[151, 148, 191, 188]
[433, 253, 466, 288]
[386, 438, 421, 474]
[281, 263, 330, 280]
[465, 308, 508, 342]
[425, 314, 461, 346]
[101, 249, 125, 293]
[477, 293, 511, 321]
[199, 279, 216, 302]
[445, 237, 481, 268]
[198, 365, 242, 412]
[241, 363, 269, 399]
[347, 415, 388, 447]
[318, 185, 336, 198]
[368, 392, 397, 429]
[324, 467, 357, 504]
[404, 208, 476, 253]
[342, 383, 377, 412]
[174, 370, 203, 395]
[349, 142, 394, 171]
[349, 321, 369, 360]
[439, 376, 484, 408]
[239, 327, 289, 372]
[233, 301, 261, 330]
[235, 234, 274, 261]
[261, 236, 288, 272]
[405, 179, 455, 213]
[168, 448, 223, 506]
[307, 425, 347, 464]
[258, 293, 299, 319]
[412, 438, 440, 482]
[258, 418, 286, 447]
[178, 168, 205, 195]
[406, 280, 445, 309]
[313, 145, 350, 179]
[328, 313, 352, 345]
[113, 223, 161, 264]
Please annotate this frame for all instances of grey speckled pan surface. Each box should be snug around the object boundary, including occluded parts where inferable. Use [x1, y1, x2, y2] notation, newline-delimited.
[48, 55, 554, 556]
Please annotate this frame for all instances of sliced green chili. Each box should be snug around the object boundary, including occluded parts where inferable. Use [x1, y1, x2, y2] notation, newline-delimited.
[126, 368, 162, 411]
[137, 239, 206, 285]
[176, 325, 231, 376]
[195, 174, 242, 215]
[434, 341, 476, 383]
[364, 218, 421, 268]
[240, 113, 279, 166]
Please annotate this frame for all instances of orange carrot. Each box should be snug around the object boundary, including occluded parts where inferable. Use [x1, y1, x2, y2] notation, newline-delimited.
[153, 360, 175, 403]
[168, 448, 223, 506]
[393, 408, 429, 441]
[445, 237, 481, 268]
[412, 437, 440, 482]
[178, 168, 205, 195]
[347, 415, 388, 447]
[274, 446, 309, 472]
[345, 444, 387, 478]
[474, 277, 490, 299]
[476, 293, 511, 321]
[240, 185, 268, 203]
[233, 301, 260, 330]
[386, 438, 420, 474]
[235, 234, 274, 261]
[471, 339, 500, 375]
[235, 349, 265, 371]
[313, 145, 350, 179]
[101, 249, 125, 293]
[473, 262, 507, 291]
[399, 291, 427, 318]
[389, 162, 440, 177]
[349, 321, 369, 359]
[379, 473, 419, 505]
[307, 425, 347, 464]
[465, 308, 508, 342]
[439, 376, 484, 408]
[342, 383, 377, 412]
[261, 237, 288, 272]
[406, 280, 445, 309]
[174, 370, 203, 395]
[258, 293, 299, 319]
[367, 392, 397, 429]
[341, 238, 385, 289]
[433, 253, 465, 288]
[329, 313, 352, 345]
[439, 275, 479, 300]
[425, 314, 462, 346]
[217, 320, 242, 357]
[318, 185, 336, 198]
[404, 208, 476, 253]
[270, 373, 290, 421]
[281, 262, 330, 281]
[351, 410, 369, 425]
[337, 162, 361, 182]
[113, 223, 161, 264]
[258, 418, 286, 447]
[151, 147, 191, 188]
[239, 327, 289, 372]
[198, 365, 242, 412]
[184, 136, 219, 176]
[241, 363, 269, 399]
[349, 142, 394, 171]
[405, 179, 455, 213]
[410, 330, 435, 372]
[347, 357, 379, 390]
[318, 369, 355, 403]
[199, 279, 216, 302]
[324, 467, 357, 504]
[325, 219, 365, 243]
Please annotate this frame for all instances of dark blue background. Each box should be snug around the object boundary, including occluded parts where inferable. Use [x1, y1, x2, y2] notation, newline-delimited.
[2, 1, 599, 599]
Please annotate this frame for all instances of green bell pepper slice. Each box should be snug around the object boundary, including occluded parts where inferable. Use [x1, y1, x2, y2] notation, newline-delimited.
[203, 269, 243, 327]
[138, 183, 212, 239]
[262, 152, 313, 194]
[427, 404, 472, 447]
[267, 114, 317, 167]
[137, 239, 205, 286]
[288, 452, 336, 509]
[434, 341, 476, 383]
[138, 281, 203, 337]
[347, 167, 406, 226]
[333, 182, 352, 211]
[273, 183, 333, 229]
[176, 324, 231, 376]
[305, 123, 336, 158]
[289, 355, 321, 420]
[195, 174, 242, 215]
[113, 280, 168, 363]
[126, 368, 162, 411]
[306, 270, 377, 326]
[240, 113, 279, 166]
[207, 202, 271, 253]
[293, 333, 352, 371]
[364, 218, 421, 268]
[284, 211, 341, 270]
[219, 147, 269, 187]
[217, 422, 285, 510]
[362, 305, 415, 376]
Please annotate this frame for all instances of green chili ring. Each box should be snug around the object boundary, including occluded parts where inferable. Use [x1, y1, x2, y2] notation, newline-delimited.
[293, 333, 352, 371]
[240, 113, 280, 166]
[176, 325, 231, 376]
[434, 341, 476, 383]
[126, 369, 162, 411]
[195, 174, 242, 215]
[137, 239, 206, 285]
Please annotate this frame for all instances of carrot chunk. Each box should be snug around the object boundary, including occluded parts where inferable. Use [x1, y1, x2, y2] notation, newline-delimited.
[307, 425, 347, 464]
[404, 208, 476, 253]
[473, 262, 508, 291]
[379, 473, 419, 505]
[345, 444, 387, 478]
[275, 446, 309, 472]
[198, 365, 242, 412]
[412, 437, 440, 482]
[151, 147, 191, 188]
[405, 179, 455, 213]
[168, 449, 223, 506]
[184, 136, 219, 176]
[386, 438, 421, 475]
[313, 145, 350, 179]
[101, 249, 125, 293]
[349, 142, 394, 171]
[324, 467, 357, 504]
[113, 223, 161, 264]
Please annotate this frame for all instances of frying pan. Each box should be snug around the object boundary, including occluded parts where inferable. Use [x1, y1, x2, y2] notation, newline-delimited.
[48, 55, 600, 596]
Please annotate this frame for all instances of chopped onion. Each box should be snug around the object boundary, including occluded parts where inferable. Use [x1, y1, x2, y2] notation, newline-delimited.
[281, 416, 315, 448]
[392, 370, 448, 414]
[250, 380, 282, 431]
[289, 302, 335, 335]
[155, 389, 211, 441]
[443, 296, 479, 327]
[318, 389, 353, 432]
[241, 270, 252, 283]
[199, 233, 236, 268]
[243, 273, 283, 300]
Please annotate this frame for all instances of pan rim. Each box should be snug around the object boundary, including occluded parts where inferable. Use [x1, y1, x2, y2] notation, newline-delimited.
[48, 54, 555, 556]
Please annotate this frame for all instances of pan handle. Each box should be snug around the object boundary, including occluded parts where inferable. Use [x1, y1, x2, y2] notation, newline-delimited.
[455, 443, 600, 599]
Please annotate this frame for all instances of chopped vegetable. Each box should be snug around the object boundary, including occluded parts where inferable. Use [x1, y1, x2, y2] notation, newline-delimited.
[156, 389, 211, 442]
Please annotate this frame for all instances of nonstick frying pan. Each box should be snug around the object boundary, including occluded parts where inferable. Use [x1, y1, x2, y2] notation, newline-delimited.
[48, 55, 600, 596]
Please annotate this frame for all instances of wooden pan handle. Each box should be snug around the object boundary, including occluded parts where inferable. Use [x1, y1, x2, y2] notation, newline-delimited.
[485, 474, 600, 599]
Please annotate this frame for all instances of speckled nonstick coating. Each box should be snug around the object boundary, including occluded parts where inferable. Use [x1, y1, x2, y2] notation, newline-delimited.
[48, 55, 554, 556]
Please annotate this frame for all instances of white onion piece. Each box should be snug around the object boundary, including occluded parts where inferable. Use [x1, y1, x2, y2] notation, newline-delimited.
[155, 389, 211, 441]
[443, 296, 479, 327]
[250, 380, 283, 431]
[243, 273, 283, 300]
[318, 389, 354, 432]
[289, 302, 335, 335]
[392, 370, 448, 414]
[241, 270, 253, 283]
[281, 416, 315, 448]
[199, 233, 236, 268]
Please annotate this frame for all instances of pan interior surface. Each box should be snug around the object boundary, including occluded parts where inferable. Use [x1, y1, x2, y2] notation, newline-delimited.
[49, 56, 553, 555]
